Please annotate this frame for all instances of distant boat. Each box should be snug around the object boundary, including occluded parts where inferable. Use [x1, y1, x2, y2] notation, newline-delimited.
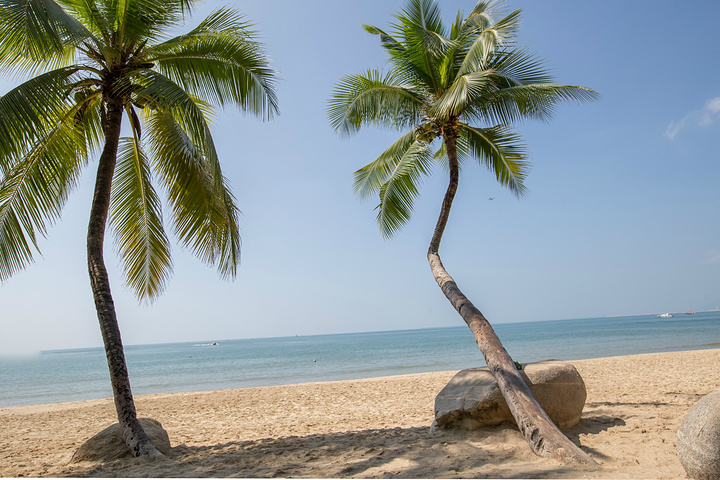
[685, 311, 695, 315]
[657, 313, 673, 318]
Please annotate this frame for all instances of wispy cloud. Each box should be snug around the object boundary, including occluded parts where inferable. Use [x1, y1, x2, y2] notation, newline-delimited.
[707, 250, 720, 264]
[665, 95, 720, 139]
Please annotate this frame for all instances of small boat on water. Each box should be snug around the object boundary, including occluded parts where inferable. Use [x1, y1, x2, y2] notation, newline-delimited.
[657, 313, 673, 318]
[685, 311, 695, 315]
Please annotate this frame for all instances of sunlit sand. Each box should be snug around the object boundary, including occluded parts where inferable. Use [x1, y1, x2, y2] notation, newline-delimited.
[2, 349, 719, 478]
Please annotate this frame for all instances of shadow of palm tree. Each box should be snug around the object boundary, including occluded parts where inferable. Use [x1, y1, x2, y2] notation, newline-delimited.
[563, 415, 626, 461]
[64, 417, 620, 478]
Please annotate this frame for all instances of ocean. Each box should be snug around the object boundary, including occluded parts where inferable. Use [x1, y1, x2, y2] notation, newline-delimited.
[1, 311, 719, 407]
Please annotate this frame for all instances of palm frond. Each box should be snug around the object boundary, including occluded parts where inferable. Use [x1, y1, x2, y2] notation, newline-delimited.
[489, 47, 555, 85]
[328, 69, 425, 136]
[0, 67, 82, 168]
[0, 118, 87, 281]
[433, 70, 495, 118]
[474, 83, 599, 125]
[0, 0, 90, 71]
[212, 184, 241, 279]
[109, 135, 172, 300]
[376, 139, 433, 238]
[457, 48, 597, 124]
[59, 0, 188, 44]
[461, 123, 529, 197]
[148, 8, 278, 118]
[362, 24, 405, 54]
[145, 106, 240, 279]
[70, 86, 105, 151]
[57, 0, 112, 45]
[352, 132, 433, 238]
[389, 7, 453, 95]
[353, 129, 416, 199]
[394, 0, 444, 35]
[456, 9, 521, 77]
[155, 6, 249, 46]
[132, 70, 211, 145]
[115, 0, 187, 45]
[459, 1, 494, 33]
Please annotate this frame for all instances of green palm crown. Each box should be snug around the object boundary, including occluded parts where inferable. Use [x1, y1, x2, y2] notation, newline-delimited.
[0, 0, 278, 299]
[328, 0, 597, 238]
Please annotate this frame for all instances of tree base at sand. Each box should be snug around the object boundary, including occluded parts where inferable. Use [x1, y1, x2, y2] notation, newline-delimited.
[71, 418, 171, 463]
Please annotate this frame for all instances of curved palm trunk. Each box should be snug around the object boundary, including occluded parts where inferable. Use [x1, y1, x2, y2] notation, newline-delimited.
[429, 131, 595, 467]
[87, 101, 162, 458]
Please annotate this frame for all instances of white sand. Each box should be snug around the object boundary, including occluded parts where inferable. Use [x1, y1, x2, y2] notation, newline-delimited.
[2, 348, 719, 478]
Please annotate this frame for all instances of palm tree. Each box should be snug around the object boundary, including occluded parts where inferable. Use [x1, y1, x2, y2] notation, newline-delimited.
[329, 0, 597, 466]
[0, 0, 277, 457]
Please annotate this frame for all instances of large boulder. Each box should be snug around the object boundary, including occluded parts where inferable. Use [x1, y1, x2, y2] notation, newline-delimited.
[677, 390, 720, 480]
[434, 360, 586, 430]
[71, 418, 171, 463]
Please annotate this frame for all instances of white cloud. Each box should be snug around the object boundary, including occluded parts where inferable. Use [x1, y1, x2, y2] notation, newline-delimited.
[665, 95, 720, 139]
[706, 96, 720, 113]
[665, 119, 686, 139]
[707, 250, 720, 264]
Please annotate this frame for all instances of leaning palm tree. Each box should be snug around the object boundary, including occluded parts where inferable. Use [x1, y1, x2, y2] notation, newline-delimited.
[329, 0, 597, 466]
[0, 0, 277, 457]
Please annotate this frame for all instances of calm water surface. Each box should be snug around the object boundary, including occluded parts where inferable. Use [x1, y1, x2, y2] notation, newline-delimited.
[1, 312, 719, 407]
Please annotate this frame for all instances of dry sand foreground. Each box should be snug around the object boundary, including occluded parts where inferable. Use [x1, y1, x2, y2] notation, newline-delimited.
[2, 349, 720, 478]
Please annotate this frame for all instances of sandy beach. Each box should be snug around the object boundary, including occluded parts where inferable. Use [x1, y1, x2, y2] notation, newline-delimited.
[2, 348, 719, 478]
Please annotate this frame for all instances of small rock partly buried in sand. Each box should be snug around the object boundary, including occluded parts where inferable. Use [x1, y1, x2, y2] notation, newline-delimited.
[677, 390, 720, 480]
[70, 418, 171, 463]
[434, 360, 586, 430]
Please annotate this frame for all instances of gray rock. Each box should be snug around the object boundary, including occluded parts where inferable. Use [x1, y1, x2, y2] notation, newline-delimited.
[434, 360, 586, 430]
[677, 390, 720, 480]
[71, 418, 171, 463]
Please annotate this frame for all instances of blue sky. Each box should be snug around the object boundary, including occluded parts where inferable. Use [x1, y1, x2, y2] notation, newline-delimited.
[1, 0, 719, 354]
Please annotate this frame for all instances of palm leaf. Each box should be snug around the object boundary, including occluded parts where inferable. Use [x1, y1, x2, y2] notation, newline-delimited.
[328, 69, 425, 136]
[376, 141, 433, 238]
[389, 0, 452, 95]
[109, 135, 172, 300]
[476, 83, 599, 125]
[461, 123, 528, 197]
[433, 70, 495, 118]
[0, 0, 89, 71]
[490, 47, 556, 85]
[57, 0, 113, 48]
[353, 133, 433, 238]
[70, 86, 105, 151]
[114, 0, 187, 45]
[362, 24, 404, 54]
[0, 67, 82, 164]
[456, 8, 521, 77]
[395, 0, 445, 35]
[458, 0, 494, 33]
[145, 106, 240, 279]
[132, 70, 212, 146]
[353, 130, 417, 199]
[149, 8, 278, 118]
[0, 118, 87, 281]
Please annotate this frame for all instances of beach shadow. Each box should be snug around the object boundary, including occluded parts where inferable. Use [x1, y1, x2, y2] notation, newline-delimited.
[588, 401, 665, 407]
[572, 414, 626, 435]
[561, 415, 626, 461]
[62, 422, 615, 478]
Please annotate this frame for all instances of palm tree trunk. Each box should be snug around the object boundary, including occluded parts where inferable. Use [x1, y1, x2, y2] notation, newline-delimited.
[87, 101, 162, 458]
[429, 131, 595, 467]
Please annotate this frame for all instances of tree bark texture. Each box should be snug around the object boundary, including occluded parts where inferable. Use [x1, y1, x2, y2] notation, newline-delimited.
[428, 130, 596, 467]
[86, 101, 162, 458]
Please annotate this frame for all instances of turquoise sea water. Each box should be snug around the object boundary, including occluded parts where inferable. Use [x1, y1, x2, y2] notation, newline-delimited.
[1, 311, 719, 407]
